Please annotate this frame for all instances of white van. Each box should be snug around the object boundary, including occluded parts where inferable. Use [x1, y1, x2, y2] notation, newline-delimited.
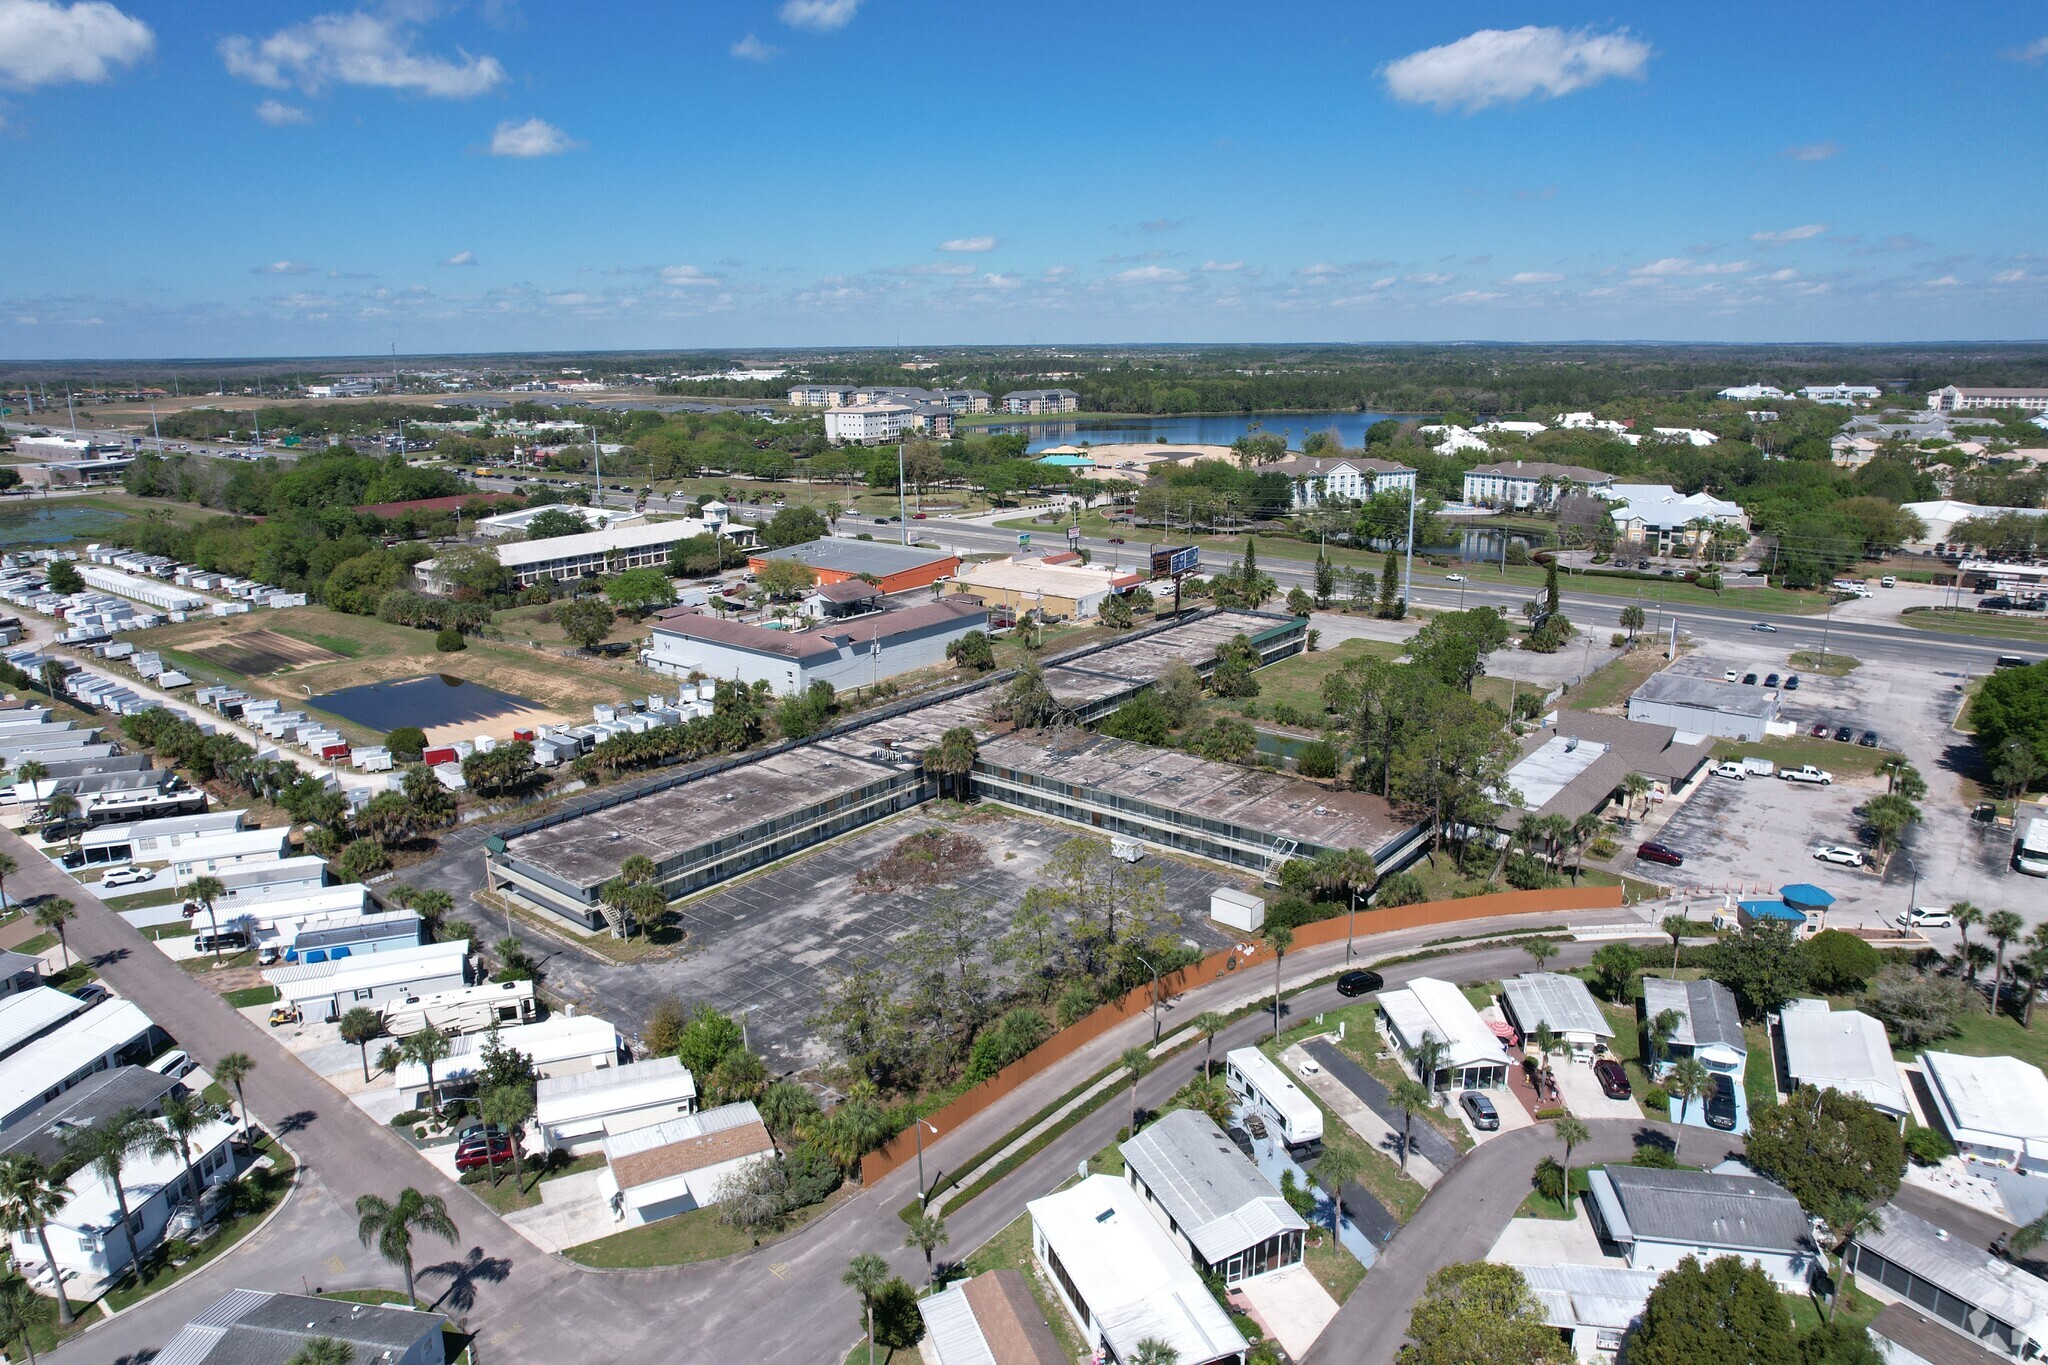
[1898, 906, 1955, 929]
[149, 1049, 196, 1079]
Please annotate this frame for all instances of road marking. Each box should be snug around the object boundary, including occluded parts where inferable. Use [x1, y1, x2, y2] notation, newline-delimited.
[484, 1322, 525, 1347]
[324, 1254, 347, 1275]
[769, 1262, 791, 1280]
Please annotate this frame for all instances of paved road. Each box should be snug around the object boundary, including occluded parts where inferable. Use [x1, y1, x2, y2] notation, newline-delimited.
[1304, 1038, 1461, 1173]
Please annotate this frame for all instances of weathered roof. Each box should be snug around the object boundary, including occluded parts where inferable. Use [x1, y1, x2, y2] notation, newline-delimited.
[811, 579, 882, 603]
[603, 1100, 772, 1191]
[1857, 1204, 2048, 1350]
[1778, 1000, 1909, 1114]
[1641, 976, 1745, 1054]
[1468, 460, 1613, 483]
[1501, 972, 1614, 1040]
[752, 538, 958, 577]
[535, 1055, 696, 1125]
[1119, 1109, 1307, 1263]
[1589, 1165, 1811, 1255]
[1514, 1262, 1661, 1333]
[1868, 1303, 2007, 1365]
[153, 1288, 447, 1365]
[653, 598, 986, 662]
[0, 1065, 182, 1166]
[918, 1270, 1068, 1365]
[1629, 671, 1779, 720]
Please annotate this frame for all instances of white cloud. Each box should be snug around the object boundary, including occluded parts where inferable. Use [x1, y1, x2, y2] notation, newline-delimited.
[1446, 290, 1506, 303]
[1757, 267, 1799, 282]
[888, 262, 974, 277]
[1993, 268, 2041, 284]
[1781, 140, 1840, 162]
[1370, 276, 1397, 289]
[730, 33, 776, 61]
[1200, 260, 1245, 273]
[488, 117, 579, 157]
[778, 0, 858, 32]
[660, 266, 721, 287]
[980, 273, 1021, 290]
[1296, 262, 1346, 278]
[1629, 256, 1751, 277]
[1042, 265, 1073, 281]
[252, 260, 313, 275]
[1750, 223, 1827, 243]
[2011, 36, 2048, 63]
[1380, 25, 1649, 112]
[219, 10, 504, 99]
[1406, 272, 1455, 285]
[938, 235, 996, 253]
[1138, 217, 1184, 233]
[442, 251, 477, 267]
[0, 0, 152, 89]
[1111, 265, 1186, 284]
[1925, 275, 1960, 287]
[1508, 271, 1563, 284]
[255, 98, 309, 126]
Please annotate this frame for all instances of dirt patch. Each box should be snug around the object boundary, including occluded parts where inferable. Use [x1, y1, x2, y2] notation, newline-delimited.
[184, 628, 345, 675]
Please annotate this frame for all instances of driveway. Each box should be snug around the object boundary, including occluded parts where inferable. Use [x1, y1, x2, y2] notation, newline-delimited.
[1303, 1038, 1461, 1173]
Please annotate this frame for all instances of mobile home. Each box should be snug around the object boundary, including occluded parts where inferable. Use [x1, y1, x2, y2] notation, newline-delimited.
[1223, 1047, 1323, 1155]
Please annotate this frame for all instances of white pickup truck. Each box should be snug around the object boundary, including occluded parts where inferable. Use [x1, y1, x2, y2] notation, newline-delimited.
[1780, 764, 1834, 785]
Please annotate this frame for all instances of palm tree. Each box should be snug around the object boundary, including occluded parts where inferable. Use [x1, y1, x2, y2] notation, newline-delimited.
[286, 1339, 356, 1365]
[1131, 1341, 1180, 1365]
[1195, 1011, 1227, 1080]
[1989, 910, 2026, 1018]
[1665, 1058, 1710, 1157]
[150, 1092, 222, 1220]
[1523, 937, 1558, 973]
[1953, 901, 1984, 974]
[1566, 813, 1602, 883]
[1819, 1199, 1883, 1323]
[32, 899, 75, 969]
[843, 1251, 889, 1365]
[1122, 1047, 1149, 1133]
[0, 1156, 75, 1324]
[14, 760, 49, 807]
[1412, 1035, 1447, 1093]
[1265, 922, 1294, 1039]
[1553, 1115, 1590, 1218]
[339, 1007, 384, 1082]
[1660, 914, 1689, 974]
[355, 1188, 458, 1307]
[214, 1052, 255, 1140]
[904, 1210, 949, 1292]
[189, 875, 228, 961]
[65, 1107, 159, 1284]
[0, 1278, 45, 1365]
[1649, 1009, 1683, 1069]
[922, 726, 980, 802]
[0, 850, 16, 914]
[401, 1026, 452, 1113]
[1622, 772, 1653, 823]
[1389, 1079, 1434, 1172]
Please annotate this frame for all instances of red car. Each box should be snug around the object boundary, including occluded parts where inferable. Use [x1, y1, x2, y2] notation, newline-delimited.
[1636, 841, 1684, 867]
[1594, 1058, 1632, 1099]
[454, 1137, 516, 1172]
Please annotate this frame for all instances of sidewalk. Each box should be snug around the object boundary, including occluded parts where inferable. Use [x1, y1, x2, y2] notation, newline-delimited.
[1285, 1040, 1443, 1188]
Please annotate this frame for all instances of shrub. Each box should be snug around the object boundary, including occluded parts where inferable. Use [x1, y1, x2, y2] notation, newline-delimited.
[1373, 871, 1427, 908]
[1534, 1106, 1567, 1122]
[1905, 1126, 1955, 1166]
[1588, 837, 1620, 859]
[1611, 632, 1628, 648]
[1631, 1141, 1679, 1168]
[1504, 853, 1562, 890]
[435, 627, 466, 652]
[389, 1109, 427, 1127]
[1642, 1085, 1669, 1116]
[1295, 740, 1340, 779]
[1278, 1168, 1318, 1219]
[1533, 1155, 1566, 1203]
[457, 1167, 490, 1185]
[1803, 929, 1882, 994]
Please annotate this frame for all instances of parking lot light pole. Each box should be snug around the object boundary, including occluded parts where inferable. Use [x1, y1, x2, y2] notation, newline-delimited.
[1346, 886, 1359, 963]
[1899, 848, 1919, 914]
[914, 1117, 939, 1207]
[1132, 952, 1163, 1044]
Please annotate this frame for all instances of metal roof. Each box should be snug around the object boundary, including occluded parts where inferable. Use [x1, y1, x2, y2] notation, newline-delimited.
[1779, 883, 1836, 908]
[1630, 671, 1779, 720]
[1641, 976, 1745, 1054]
[1501, 972, 1614, 1040]
[0, 985, 89, 1058]
[1379, 977, 1511, 1070]
[1920, 1051, 2048, 1151]
[918, 1270, 1068, 1365]
[154, 1289, 448, 1365]
[753, 538, 958, 577]
[1857, 1203, 2048, 1350]
[1513, 1262, 1661, 1332]
[0, 1065, 182, 1166]
[536, 1055, 697, 1125]
[1778, 1000, 1909, 1114]
[1590, 1165, 1812, 1256]
[1119, 1109, 1307, 1264]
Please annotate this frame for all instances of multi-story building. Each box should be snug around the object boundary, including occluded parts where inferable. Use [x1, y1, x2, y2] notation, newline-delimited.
[787, 383, 859, 407]
[1266, 456, 1417, 509]
[1800, 384, 1882, 404]
[825, 403, 933, 444]
[413, 516, 751, 592]
[1597, 483, 1750, 553]
[1461, 460, 1614, 508]
[1929, 385, 2048, 414]
[1000, 388, 1081, 414]
[1718, 384, 1787, 400]
[934, 388, 992, 414]
[642, 599, 990, 695]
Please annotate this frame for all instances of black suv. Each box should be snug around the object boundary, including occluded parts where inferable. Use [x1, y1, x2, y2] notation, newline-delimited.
[1336, 970, 1385, 997]
[1705, 1073, 1738, 1130]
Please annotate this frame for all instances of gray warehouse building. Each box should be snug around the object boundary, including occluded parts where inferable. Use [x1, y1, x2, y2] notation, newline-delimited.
[1626, 672, 1778, 742]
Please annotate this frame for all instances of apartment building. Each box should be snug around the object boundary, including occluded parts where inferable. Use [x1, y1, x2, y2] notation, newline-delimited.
[1000, 389, 1081, 414]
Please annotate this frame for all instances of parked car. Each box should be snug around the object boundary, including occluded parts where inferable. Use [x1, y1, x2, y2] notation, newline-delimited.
[1751, 622, 1778, 632]
[1726, 670, 1741, 683]
[1336, 970, 1385, 997]
[454, 1122, 509, 1147]
[1594, 1058, 1632, 1099]
[1784, 675, 1801, 691]
[1834, 725, 1855, 743]
[454, 1137, 516, 1173]
[1712, 761, 1747, 780]
[1900, 906, 1956, 928]
[1858, 730, 1879, 747]
[99, 867, 152, 889]
[1742, 672, 1758, 685]
[1813, 845, 1865, 867]
[1705, 1074, 1738, 1130]
[1460, 1091, 1500, 1131]
[1763, 673, 1780, 688]
[1809, 721, 1831, 737]
[58, 851, 85, 869]
[1636, 841, 1684, 867]
[193, 930, 248, 953]
[70, 983, 110, 1007]
[1781, 765, 1834, 785]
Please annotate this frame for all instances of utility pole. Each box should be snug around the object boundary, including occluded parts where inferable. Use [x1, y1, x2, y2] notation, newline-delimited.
[897, 442, 908, 545]
[1402, 479, 1416, 611]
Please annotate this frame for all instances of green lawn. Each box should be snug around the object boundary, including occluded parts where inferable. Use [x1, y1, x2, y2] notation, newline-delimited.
[1892, 1003, 2048, 1072]
[1565, 645, 1671, 712]
[98, 884, 191, 909]
[223, 985, 279, 1008]
[1744, 1024, 1781, 1111]
[1788, 650, 1860, 676]
[318, 1288, 412, 1306]
[1901, 609, 2048, 643]
[1515, 1165, 1592, 1220]
[1329, 1011, 1474, 1153]
[1220, 636, 1404, 722]
[1709, 735, 1891, 780]
[1257, 1035, 1426, 1222]
[465, 1153, 604, 1215]
[565, 1181, 854, 1268]
[1787, 1280, 1880, 1337]
[104, 1137, 297, 1311]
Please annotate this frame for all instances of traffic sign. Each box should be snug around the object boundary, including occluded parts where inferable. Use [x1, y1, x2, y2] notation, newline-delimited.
[1018, 532, 1031, 550]
[1066, 526, 1081, 547]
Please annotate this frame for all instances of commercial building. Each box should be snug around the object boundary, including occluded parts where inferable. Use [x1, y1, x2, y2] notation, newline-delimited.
[1917, 1051, 2048, 1172]
[1903, 501, 2048, 551]
[76, 564, 204, 613]
[1377, 976, 1511, 1092]
[473, 503, 645, 538]
[1802, 384, 1883, 404]
[19, 456, 134, 488]
[1626, 673, 1778, 743]
[1119, 1109, 1308, 1285]
[1499, 972, 1614, 1061]
[0, 1000, 167, 1130]
[1265, 456, 1417, 509]
[1776, 999, 1909, 1117]
[1461, 460, 1615, 508]
[949, 556, 1140, 621]
[1640, 976, 1746, 1082]
[1718, 385, 1787, 401]
[1596, 483, 1749, 554]
[1586, 1165, 1817, 1291]
[1930, 385, 2048, 414]
[1001, 389, 1080, 414]
[1029, 1174, 1248, 1365]
[823, 402, 953, 442]
[642, 599, 989, 695]
[1499, 711, 1715, 824]
[748, 538, 961, 594]
[800, 579, 882, 620]
[155, 1289, 449, 1365]
[595, 1100, 774, 1225]
[1850, 1202, 2048, 1358]
[917, 1270, 1068, 1365]
[535, 1055, 698, 1155]
[416, 517, 749, 592]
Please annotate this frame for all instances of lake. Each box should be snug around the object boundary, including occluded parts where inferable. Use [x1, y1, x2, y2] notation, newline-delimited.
[982, 410, 1423, 454]
[315, 674, 542, 733]
[0, 500, 134, 545]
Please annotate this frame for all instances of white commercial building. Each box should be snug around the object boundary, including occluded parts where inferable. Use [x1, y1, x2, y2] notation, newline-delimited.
[1901, 500, 2048, 550]
[1499, 972, 1614, 1062]
[1378, 975, 1511, 1091]
[1718, 385, 1787, 401]
[1803, 384, 1883, 404]
[1776, 999, 1909, 1117]
[0, 1000, 166, 1129]
[1265, 456, 1417, 509]
[1461, 460, 1614, 508]
[75, 564, 204, 613]
[1918, 1051, 2048, 1172]
[949, 557, 1136, 621]
[1596, 483, 1749, 554]
[642, 599, 989, 696]
[1031, 1173, 1247, 1365]
[536, 1055, 698, 1155]
[473, 504, 645, 538]
[415, 516, 746, 591]
[595, 1100, 775, 1225]
[1929, 385, 2048, 414]
[1626, 672, 1778, 744]
[1586, 1165, 1817, 1292]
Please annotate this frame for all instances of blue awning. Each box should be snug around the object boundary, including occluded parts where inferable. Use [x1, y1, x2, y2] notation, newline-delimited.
[1740, 899, 1806, 923]
[1779, 883, 1836, 908]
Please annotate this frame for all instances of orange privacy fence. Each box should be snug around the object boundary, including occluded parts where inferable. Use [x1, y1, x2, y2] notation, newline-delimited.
[859, 882, 1623, 1185]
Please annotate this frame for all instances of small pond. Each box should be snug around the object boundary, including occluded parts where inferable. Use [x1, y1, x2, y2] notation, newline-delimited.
[313, 674, 541, 733]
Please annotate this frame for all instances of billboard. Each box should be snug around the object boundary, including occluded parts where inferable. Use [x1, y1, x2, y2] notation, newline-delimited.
[1149, 544, 1200, 578]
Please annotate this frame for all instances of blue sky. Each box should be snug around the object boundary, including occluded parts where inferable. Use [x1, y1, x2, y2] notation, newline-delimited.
[1, 0, 2045, 357]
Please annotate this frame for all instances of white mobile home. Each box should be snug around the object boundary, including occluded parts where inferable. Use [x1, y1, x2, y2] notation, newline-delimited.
[536, 1056, 698, 1155]
[391, 1013, 619, 1095]
[1377, 976, 1512, 1091]
[1223, 1047, 1323, 1153]
[265, 941, 470, 1021]
[1918, 1051, 2048, 1172]
[0, 1000, 167, 1129]
[595, 1101, 775, 1225]
[379, 979, 539, 1038]
[1587, 1165, 1817, 1292]
[1499, 972, 1615, 1062]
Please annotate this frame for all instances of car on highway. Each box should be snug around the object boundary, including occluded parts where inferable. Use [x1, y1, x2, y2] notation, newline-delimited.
[1834, 725, 1855, 743]
[912, 512, 926, 519]
[1459, 1091, 1500, 1131]
[1705, 1073, 1738, 1130]
[99, 867, 152, 889]
[1814, 845, 1866, 867]
[1594, 1058, 1632, 1099]
[1763, 673, 1780, 688]
[1751, 622, 1778, 632]
[1108, 536, 1125, 544]
[1636, 841, 1684, 867]
[1859, 730, 1879, 747]
[1809, 722, 1831, 738]
[1783, 675, 1801, 691]
[1336, 969, 1385, 997]
[1900, 906, 1956, 928]
[1444, 573, 1465, 582]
